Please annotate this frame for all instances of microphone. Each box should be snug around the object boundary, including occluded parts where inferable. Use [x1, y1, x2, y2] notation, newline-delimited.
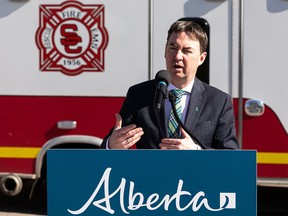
[122, 115, 133, 126]
[153, 70, 171, 112]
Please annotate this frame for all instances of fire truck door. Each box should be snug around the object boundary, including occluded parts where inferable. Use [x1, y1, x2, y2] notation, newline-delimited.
[241, 0, 288, 179]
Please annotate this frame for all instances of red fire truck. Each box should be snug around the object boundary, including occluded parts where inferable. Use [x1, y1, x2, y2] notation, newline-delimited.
[0, 0, 287, 199]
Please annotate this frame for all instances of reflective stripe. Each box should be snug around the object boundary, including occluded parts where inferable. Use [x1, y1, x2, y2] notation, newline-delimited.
[257, 152, 288, 165]
[1, 148, 287, 164]
[0, 147, 40, 159]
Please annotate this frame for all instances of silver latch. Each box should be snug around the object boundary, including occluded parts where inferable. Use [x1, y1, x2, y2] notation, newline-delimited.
[57, 120, 77, 129]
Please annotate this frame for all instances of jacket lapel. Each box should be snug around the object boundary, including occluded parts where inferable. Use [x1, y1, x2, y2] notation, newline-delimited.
[185, 78, 206, 131]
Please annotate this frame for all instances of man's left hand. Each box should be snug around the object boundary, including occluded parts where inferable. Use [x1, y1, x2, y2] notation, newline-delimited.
[160, 127, 201, 150]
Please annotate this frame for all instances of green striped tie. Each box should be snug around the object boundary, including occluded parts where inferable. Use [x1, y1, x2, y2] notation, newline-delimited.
[168, 89, 186, 138]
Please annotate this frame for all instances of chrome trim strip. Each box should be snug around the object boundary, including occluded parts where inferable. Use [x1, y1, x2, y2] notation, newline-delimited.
[258, 178, 288, 188]
[35, 135, 103, 179]
[148, 0, 153, 80]
[0, 173, 36, 179]
[237, 0, 244, 148]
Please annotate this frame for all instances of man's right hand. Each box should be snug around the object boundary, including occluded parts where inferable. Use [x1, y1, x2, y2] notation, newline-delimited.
[108, 113, 144, 149]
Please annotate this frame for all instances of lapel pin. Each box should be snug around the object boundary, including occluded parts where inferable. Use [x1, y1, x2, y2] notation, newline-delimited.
[195, 107, 199, 112]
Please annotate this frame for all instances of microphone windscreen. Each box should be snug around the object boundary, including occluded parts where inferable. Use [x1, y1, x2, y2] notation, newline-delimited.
[155, 70, 171, 85]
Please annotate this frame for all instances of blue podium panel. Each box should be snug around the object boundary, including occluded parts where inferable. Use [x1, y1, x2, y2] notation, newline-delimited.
[47, 150, 256, 216]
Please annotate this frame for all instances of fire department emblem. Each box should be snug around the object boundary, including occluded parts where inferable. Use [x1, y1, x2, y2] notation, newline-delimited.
[36, 1, 108, 75]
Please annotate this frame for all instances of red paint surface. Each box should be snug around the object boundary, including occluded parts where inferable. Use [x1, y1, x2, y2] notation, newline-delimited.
[233, 98, 288, 179]
[0, 96, 125, 174]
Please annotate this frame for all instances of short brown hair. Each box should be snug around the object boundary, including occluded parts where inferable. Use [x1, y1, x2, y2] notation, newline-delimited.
[167, 20, 208, 54]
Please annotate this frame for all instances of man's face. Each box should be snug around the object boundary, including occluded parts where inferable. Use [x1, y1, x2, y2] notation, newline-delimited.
[165, 32, 206, 88]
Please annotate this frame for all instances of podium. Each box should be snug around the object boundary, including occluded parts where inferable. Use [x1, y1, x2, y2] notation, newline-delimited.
[47, 150, 256, 216]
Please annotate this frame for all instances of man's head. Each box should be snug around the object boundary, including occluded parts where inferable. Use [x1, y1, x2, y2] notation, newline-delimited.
[165, 20, 208, 88]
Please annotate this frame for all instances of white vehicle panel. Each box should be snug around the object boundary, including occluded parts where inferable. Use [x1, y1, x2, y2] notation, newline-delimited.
[0, 0, 149, 97]
[243, 0, 288, 132]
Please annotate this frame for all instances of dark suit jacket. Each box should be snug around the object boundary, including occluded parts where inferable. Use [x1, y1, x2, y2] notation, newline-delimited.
[101, 78, 239, 149]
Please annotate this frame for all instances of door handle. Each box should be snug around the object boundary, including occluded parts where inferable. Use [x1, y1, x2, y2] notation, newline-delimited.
[57, 120, 77, 129]
[245, 99, 265, 117]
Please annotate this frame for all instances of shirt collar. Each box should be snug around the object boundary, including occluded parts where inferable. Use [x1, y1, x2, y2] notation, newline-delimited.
[167, 79, 194, 93]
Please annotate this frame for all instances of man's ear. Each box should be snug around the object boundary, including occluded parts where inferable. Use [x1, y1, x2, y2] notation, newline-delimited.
[198, 52, 207, 66]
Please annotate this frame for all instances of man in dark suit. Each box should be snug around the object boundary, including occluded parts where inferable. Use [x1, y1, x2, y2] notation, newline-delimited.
[101, 20, 239, 150]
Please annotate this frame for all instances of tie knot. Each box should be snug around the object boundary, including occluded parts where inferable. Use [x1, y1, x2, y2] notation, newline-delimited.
[170, 89, 186, 99]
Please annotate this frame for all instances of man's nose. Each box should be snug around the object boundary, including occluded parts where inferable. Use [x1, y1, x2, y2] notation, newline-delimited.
[174, 50, 183, 60]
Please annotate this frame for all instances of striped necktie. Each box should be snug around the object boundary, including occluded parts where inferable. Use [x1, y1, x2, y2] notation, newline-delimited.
[168, 89, 186, 138]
